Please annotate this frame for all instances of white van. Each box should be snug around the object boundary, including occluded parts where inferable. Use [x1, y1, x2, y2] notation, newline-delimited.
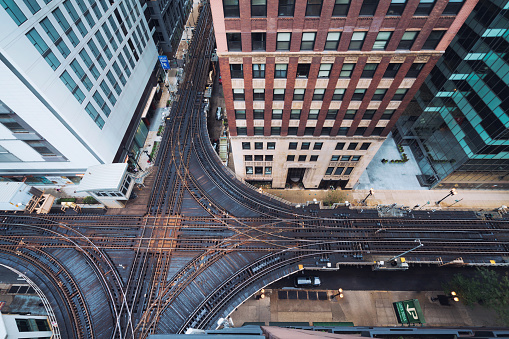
[294, 276, 321, 287]
[216, 107, 222, 120]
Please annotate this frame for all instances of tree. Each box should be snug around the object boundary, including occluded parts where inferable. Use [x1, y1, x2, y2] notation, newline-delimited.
[444, 268, 509, 325]
[322, 190, 346, 206]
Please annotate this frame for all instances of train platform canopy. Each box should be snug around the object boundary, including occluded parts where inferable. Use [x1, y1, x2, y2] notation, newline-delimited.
[77, 163, 129, 192]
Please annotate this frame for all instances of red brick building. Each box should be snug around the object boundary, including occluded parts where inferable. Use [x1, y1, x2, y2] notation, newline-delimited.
[211, 0, 476, 189]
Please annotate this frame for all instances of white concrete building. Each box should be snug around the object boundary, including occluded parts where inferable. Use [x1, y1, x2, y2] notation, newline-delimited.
[0, 312, 53, 339]
[0, 0, 158, 184]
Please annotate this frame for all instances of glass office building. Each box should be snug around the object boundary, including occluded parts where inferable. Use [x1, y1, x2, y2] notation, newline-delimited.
[394, 0, 509, 189]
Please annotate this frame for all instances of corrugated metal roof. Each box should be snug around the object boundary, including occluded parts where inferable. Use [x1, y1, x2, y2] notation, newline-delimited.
[219, 136, 228, 164]
[77, 163, 127, 192]
[0, 182, 33, 211]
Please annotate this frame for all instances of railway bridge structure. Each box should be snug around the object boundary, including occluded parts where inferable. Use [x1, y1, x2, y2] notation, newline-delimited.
[1, 3, 508, 338]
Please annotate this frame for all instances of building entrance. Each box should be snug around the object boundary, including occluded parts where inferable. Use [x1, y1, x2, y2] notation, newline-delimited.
[286, 168, 306, 187]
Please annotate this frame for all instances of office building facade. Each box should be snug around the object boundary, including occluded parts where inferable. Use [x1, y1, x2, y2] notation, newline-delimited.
[394, 0, 509, 189]
[145, 0, 192, 55]
[211, 0, 476, 189]
[0, 0, 158, 184]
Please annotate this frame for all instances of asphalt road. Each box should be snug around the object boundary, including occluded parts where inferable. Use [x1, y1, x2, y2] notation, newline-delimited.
[268, 266, 509, 291]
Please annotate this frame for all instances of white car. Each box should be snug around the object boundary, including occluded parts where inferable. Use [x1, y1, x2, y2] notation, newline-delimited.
[216, 107, 222, 120]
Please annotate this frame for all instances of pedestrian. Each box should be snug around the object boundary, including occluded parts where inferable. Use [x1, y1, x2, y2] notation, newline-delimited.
[56, 188, 60, 192]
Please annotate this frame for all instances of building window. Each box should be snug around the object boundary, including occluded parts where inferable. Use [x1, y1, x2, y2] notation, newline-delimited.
[271, 127, 281, 135]
[362, 110, 375, 119]
[332, 0, 350, 16]
[246, 166, 253, 174]
[387, 0, 406, 15]
[252, 64, 265, 78]
[253, 155, 262, 161]
[373, 31, 392, 50]
[360, 142, 371, 150]
[310, 155, 318, 161]
[397, 31, 418, 49]
[355, 127, 366, 135]
[393, 88, 408, 100]
[332, 167, 344, 175]
[338, 127, 349, 135]
[352, 156, 361, 161]
[253, 89, 265, 100]
[323, 126, 331, 135]
[313, 142, 323, 150]
[296, 63, 311, 77]
[254, 109, 264, 119]
[331, 155, 340, 161]
[265, 167, 272, 174]
[272, 109, 283, 119]
[290, 109, 301, 119]
[414, 0, 434, 15]
[301, 32, 316, 50]
[384, 63, 401, 77]
[313, 89, 325, 100]
[422, 30, 444, 49]
[335, 142, 345, 150]
[318, 63, 332, 77]
[255, 164, 263, 171]
[287, 155, 295, 161]
[360, 0, 378, 15]
[267, 142, 275, 150]
[326, 110, 338, 119]
[301, 142, 310, 150]
[237, 127, 247, 135]
[85, 103, 105, 128]
[273, 89, 285, 100]
[381, 109, 394, 119]
[242, 142, 251, 149]
[305, 127, 315, 135]
[275, 64, 288, 78]
[245, 155, 252, 161]
[349, 32, 366, 50]
[252, 0, 266, 17]
[227, 33, 242, 51]
[293, 88, 306, 100]
[332, 88, 345, 100]
[252, 32, 266, 51]
[2, 0, 27, 25]
[372, 127, 384, 135]
[340, 63, 355, 77]
[344, 167, 354, 175]
[341, 155, 351, 161]
[288, 127, 298, 135]
[348, 142, 358, 150]
[233, 89, 245, 100]
[352, 89, 366, 101]
[298, 155, 307, 161]
[443, 0, 463, 15]
[235, 110, 246, 119]
[325, 167, 334, 175]
[277, 32, 291, 50]
[255, 142, 263, 149]
[24, 0, 41, 14]
[230, 64, 243, 78]
[308, 109, 319, 119]
[266, 155, 273, 161]
[278, 0, 295, 16]
[305, 0, 322, 16]
[325, 32, 341, 50]
[361, 63, 378, 77]
[372, 89, 387, 100]
[92, 91, 111, 117]
[407, 63, 424, 77]
[224, 0, 239, 17]
[344, 109, 356, 119]
[60, 71, 85, 103]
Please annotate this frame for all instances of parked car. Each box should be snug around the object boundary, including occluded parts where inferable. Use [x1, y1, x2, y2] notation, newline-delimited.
[218, 75, 222, 84]
[294, 275, 321, 288]
[216, 107, 222, 120]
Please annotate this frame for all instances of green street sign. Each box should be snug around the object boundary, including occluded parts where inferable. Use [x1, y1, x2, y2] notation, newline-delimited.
[393, 299, 425, 324]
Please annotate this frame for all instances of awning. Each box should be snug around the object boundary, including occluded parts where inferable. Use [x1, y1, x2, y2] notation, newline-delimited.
[141, 86, 158, 118]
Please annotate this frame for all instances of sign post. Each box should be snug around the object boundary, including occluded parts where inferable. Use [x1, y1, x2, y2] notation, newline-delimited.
[393, 299, 425, 325]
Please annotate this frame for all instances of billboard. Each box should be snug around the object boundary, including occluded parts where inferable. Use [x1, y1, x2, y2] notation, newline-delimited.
[158, 55, 170, 70]
[393, 299, 425, 324]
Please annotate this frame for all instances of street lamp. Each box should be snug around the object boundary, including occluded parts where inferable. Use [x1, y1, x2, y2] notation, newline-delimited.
[431, 291, 459, 303]
[331, 288, 344, 300]
[436, 188, 457, 205]
[360, 188, 374, 205]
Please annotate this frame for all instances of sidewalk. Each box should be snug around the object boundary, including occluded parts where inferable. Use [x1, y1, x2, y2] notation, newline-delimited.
[230, 289, 501, 328]
[265, 188, 508, 211]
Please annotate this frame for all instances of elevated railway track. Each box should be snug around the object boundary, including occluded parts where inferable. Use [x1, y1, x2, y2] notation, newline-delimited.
[0, 2, 508, 338]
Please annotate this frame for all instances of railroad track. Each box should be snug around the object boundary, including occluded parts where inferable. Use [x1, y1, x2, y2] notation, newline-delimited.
[0, 1, 508, 338]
